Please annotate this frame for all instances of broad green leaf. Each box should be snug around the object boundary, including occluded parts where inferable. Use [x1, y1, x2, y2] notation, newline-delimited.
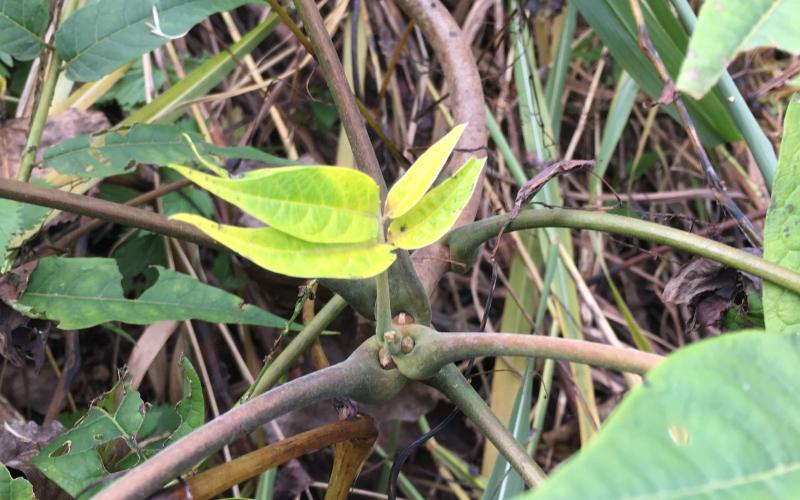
[55, 0, 248, 81]
[169, 165, 381, 244]
[763, 93, 800, 335]
[0, 463, 33, 500]
[572, 0, 740, 146]
[0, 0, 49, 60]
[388, 157, 485, 250]
[385, 123, 466, 219]
[14, 256, 291, 330]
[524, 330, 800, 499]
[33, 361, 203, 497]
[173, 214, 396, 279]
[42, 124, 292, 178]
[677, 1, 800, 98]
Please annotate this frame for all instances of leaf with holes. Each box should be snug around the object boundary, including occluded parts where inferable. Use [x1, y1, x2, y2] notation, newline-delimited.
[677, 0, 800, 98]
[0, 0, 49, 60]
[388, 157, 485, 250]
[32, 359, 203, 497]
[13, 256, 292, 330]
[169, 164, 381, 244]
[0, 463, 33, 500]
[763, 93, 800, 335]
[384, 123, 466, 218]
[173, 214, 396, 279]
[523, 330, 800, 499]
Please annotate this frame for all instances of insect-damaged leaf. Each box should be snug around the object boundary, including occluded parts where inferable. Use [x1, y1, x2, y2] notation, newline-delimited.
[388, 157, 485, 250]
[169, 164, 381, 244]
[32, 358, 203, 497]
[173, 214, 396, 279]
[384, 124, 467, 219]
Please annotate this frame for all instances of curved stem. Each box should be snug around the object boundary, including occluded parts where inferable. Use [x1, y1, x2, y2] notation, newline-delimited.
[394, 326, 663, 380]
[447, 209, 800, 296]
[96, 339, 406, 500]
[427, 364, 547, 487]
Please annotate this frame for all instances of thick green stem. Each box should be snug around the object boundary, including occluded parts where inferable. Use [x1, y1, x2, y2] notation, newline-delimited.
[17, 53, 61, 182]
[243, 295, 348, 399]
[447, 209, 800, 296]
[394, 325, 663, 379]
[375, 270, 392, 340]
[427, 364, 547, 487]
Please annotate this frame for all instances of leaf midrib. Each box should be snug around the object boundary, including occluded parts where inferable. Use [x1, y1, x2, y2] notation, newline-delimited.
[0, 9, 46, 46]
[626, 461, 800, 499]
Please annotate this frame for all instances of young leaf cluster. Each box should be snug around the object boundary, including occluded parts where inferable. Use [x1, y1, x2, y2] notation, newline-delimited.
[170, 124, 485, 279]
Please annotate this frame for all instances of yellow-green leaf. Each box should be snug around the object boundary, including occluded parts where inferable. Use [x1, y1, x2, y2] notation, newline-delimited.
[173, 214, 396, 279]
[388, 157, 485, 250]
[384, 123, 467, 219]
[169, 165, 380, 244]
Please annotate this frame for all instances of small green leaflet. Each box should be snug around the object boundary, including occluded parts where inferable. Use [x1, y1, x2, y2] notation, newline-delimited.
[0, 0, 49, 60]
[0, 463, 33, 500]
[169, 164, 381, 244]
[42, 124, 292, 179]
[14, 256, 291, 330]
[763, 93, 800, 335]
[32, 358, 203, 497]
[384, 123, 467, 219]
[677, 0, 800, 98]
[388, 157, 485, 250]
[0, 199, 20, 257]
[523, 330, 800, 499]
[172, 214, 397, 279]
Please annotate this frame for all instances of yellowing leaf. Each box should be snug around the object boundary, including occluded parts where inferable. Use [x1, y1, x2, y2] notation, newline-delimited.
[173, 214, 396, 279]
[384, 123, 467, 219]
[388, 157, 485, 250]
[169, 165, 380, 244]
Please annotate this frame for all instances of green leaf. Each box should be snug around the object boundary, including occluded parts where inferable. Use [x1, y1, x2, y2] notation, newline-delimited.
[14, 256, 290, 330]
[572, 0, 740, 146]
[385, 123, 466, 219]
[33, 361, 204, 497]
[0, 198, 20, 257]
[0, 0, 49, 60]
[165, 357, 204, 445]
[170, 165, 381, 244]
[32, 386, 145, 497]
[0, 463, 34, 500]
[677, 0, 800, 98]
[388, 157, 485, 250]
[55, 0, 248, 81]
[42, 124, 292, 179]
[172, 213, 396, 279]
[523, 330, 800, 499]
[763, 93, 800, 335]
